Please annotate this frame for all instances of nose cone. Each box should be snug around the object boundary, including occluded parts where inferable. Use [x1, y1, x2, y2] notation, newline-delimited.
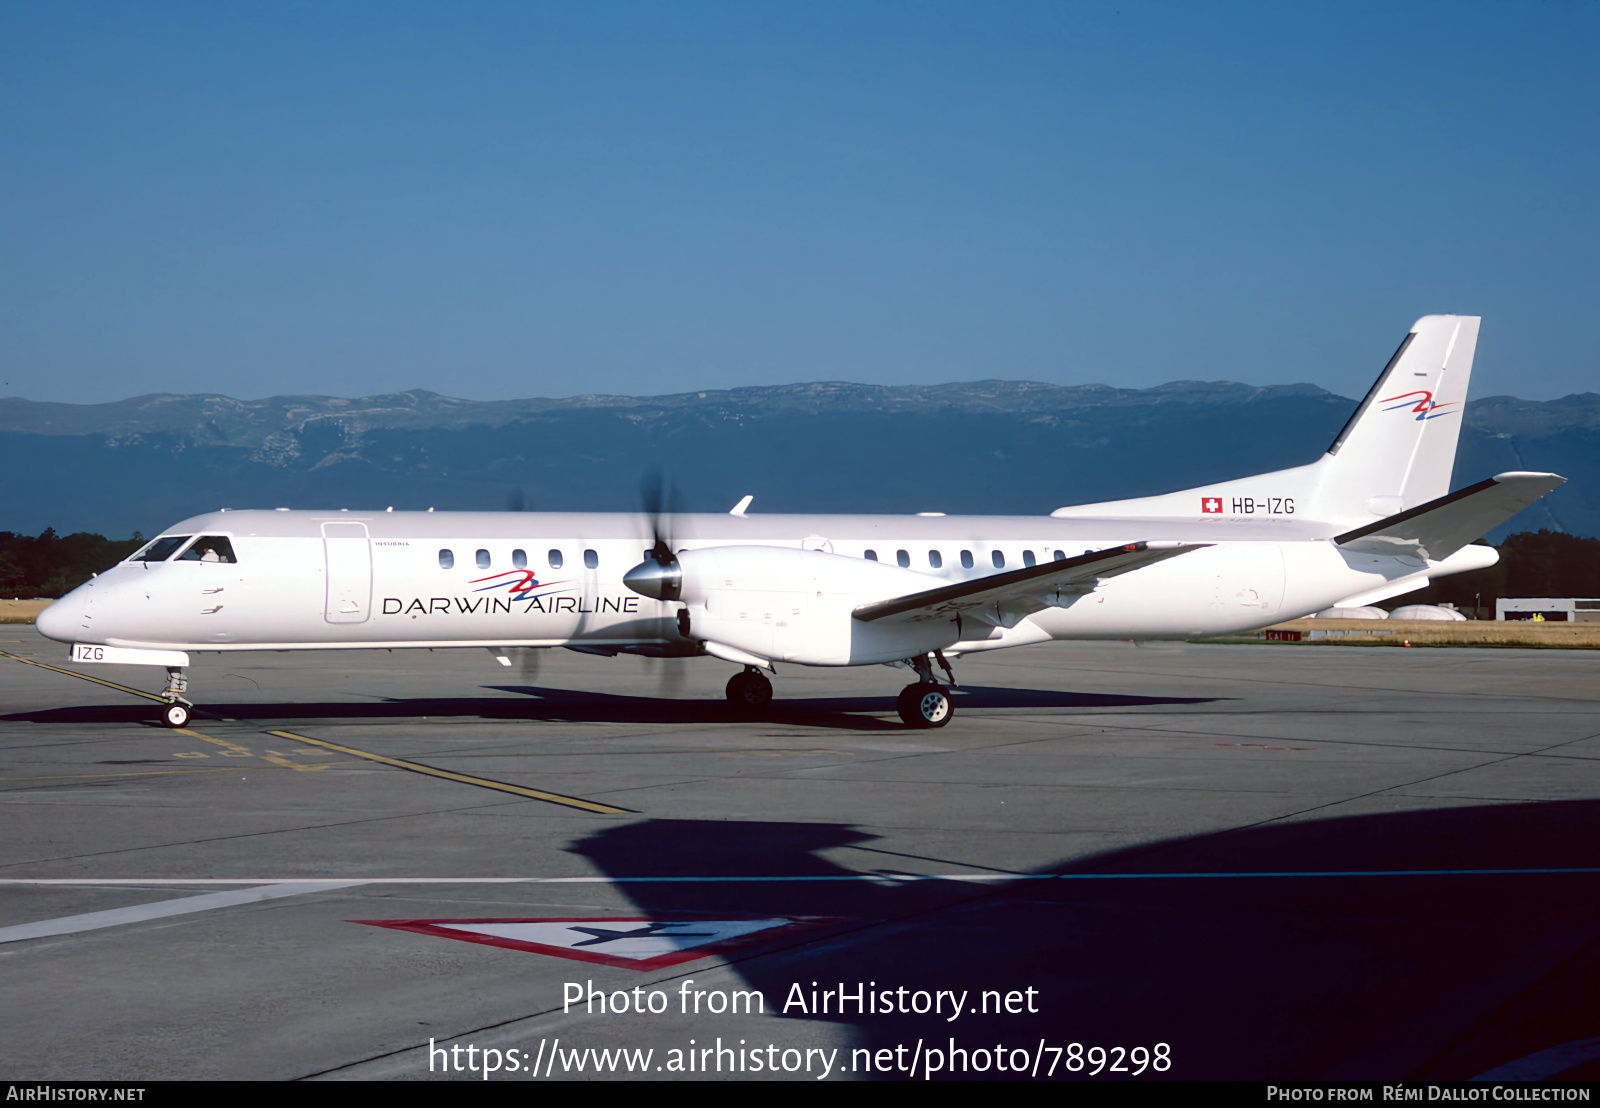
[36, 590, 86, 643]
[622, 558, 682, 602]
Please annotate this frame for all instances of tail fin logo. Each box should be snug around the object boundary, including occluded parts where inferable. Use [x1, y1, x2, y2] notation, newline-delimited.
[1380, 390, 1458, 421]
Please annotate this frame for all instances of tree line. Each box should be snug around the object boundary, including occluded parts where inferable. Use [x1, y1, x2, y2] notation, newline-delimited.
[1, 527, 1596, 613]
[1408, 530, 1600, 616]
[0, 530, 145, 599]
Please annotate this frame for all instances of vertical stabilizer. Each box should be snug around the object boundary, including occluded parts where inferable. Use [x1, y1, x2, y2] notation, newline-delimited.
[1052, 315, 1479, 527]
[1318, 314, 1477, 517]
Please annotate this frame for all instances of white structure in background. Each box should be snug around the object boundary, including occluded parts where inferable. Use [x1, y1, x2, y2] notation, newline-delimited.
[1315, 606, 1389, 619]
[1495, 598, 1600, 622]
[1390, 604, 1467, 621]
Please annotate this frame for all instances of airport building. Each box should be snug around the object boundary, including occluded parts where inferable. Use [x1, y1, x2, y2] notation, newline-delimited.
[1495, 597, 1600, 622]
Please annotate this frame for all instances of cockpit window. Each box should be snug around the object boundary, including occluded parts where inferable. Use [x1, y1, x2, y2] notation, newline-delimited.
[130, 536, 190, 562]
[177, 536, 237, 563]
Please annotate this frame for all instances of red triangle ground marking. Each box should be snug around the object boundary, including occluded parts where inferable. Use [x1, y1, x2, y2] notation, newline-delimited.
[351, 914, 844, 971]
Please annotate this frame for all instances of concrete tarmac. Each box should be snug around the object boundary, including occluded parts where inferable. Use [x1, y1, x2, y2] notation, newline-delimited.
[1, 627, 1598, 1081]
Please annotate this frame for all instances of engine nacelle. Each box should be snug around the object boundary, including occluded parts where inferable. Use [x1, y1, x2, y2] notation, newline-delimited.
[627, 545, 971, 666]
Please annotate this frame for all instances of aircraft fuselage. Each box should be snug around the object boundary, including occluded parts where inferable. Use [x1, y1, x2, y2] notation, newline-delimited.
[38, 507, 1483, 663]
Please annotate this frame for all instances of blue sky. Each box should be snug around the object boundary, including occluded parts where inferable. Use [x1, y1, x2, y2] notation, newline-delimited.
[3, 1, 1596, 404]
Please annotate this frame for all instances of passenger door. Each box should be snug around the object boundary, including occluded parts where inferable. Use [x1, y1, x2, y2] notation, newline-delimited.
[323, 522, 372, 624]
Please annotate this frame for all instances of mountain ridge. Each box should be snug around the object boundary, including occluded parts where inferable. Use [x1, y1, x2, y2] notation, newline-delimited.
[2, 381, 1593, 541]
[0, 378, 1359, 442]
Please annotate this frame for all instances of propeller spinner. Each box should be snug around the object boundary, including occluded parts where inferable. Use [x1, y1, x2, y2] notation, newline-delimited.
[624, 470, 683, 601]
[623, 545, 683, 601]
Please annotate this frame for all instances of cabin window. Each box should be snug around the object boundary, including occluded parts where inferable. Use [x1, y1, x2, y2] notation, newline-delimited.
[512, 549, 527, 569]
[177, 536, 237, 563]
[132, 536, 191, 562]
[896, 550, 910, 568]
[960, 550, 974, 569]
[928, 550, 942, 569]
[992, 550, 1005, 568]
[439, 549, 454, 569]
[1053, 550, 1066, 562]
[583, 549, 599, 569]
[548, 549, 563, 569]
[863, 549, 878, 562]
[476, 549, 491, 570]
[1023, 550, 1036, 568]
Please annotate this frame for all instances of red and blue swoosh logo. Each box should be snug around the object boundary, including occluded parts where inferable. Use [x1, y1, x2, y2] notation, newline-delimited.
[469, 570, 573, 599]
[1380, 390, 1457, 421]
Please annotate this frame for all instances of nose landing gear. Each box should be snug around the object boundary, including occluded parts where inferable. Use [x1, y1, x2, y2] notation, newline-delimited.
[725, 667, 773, 712]
[159, 666, 193, 729]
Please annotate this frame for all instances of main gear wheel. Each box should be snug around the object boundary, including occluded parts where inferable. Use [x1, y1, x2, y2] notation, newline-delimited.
[897, 682, 953, 728]
[725, 668, 774, 711]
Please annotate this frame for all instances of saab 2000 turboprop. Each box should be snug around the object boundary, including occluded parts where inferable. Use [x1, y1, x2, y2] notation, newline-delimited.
[37, 315, 1563, 729]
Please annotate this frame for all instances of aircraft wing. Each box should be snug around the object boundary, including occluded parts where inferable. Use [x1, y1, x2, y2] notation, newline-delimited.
[1335, 471, 1565, 561]
[852, 541, 1209, 628]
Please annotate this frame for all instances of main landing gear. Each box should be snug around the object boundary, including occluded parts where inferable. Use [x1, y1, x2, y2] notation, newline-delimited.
[159, 666, 192, 729]
[719, 650, 959, 728]
[725, 667, 773, 712]
[897, 652, 956, 729]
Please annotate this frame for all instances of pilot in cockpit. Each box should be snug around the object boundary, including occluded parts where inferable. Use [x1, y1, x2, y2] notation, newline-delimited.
[179, 537, 237, 564]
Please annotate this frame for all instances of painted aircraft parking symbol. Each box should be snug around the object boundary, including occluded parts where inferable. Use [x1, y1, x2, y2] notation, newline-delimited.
[567, 921, 710, 947]
[352, 915, 842, 970]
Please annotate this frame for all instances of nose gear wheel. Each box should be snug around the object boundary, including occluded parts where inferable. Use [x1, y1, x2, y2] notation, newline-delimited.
[158, 666, 193, 728]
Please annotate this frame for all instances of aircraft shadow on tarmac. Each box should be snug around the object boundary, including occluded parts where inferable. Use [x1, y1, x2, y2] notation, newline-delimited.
[567, 801, 1600, 1081]
[3, 685, 1222, 730]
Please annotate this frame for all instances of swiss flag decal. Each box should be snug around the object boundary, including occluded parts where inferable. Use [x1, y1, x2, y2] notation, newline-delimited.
[1201, 497, 1223, 514]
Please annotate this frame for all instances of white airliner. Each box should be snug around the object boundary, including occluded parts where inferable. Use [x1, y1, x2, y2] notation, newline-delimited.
[37, 315, 1562, 729]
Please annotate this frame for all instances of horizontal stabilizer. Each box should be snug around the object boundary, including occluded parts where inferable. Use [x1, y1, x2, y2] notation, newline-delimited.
[853, 541, 1207, 626]
[1335, 472, 1565, 561]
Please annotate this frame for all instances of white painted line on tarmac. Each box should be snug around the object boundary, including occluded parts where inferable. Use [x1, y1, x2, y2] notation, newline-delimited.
[0, 879, 386, 885]
[0, 880, 369, 944]
[5, 866, 1600, 888]
[3, 875, 1016, 886]
[1473, 1035, 1600, 1081]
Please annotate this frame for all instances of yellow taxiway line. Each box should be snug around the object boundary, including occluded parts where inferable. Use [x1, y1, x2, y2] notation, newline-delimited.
[263, 729, 632, 814]
[0, 648, 633, 815]
[0, 649, 167, 702]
